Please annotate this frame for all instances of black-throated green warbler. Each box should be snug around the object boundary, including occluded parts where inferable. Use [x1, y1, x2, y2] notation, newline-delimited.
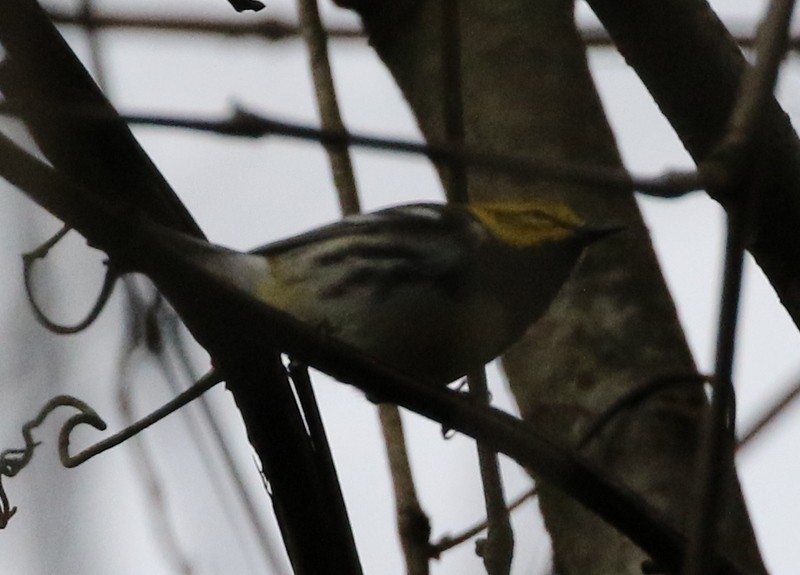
[190, 200, 618, 385]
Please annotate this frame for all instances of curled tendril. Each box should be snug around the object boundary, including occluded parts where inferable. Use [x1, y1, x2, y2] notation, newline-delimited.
[0, 395, 106, 528]
[0, 478, 16, 528]
[57, 401, 110, 469]
[23, 225, 119, 335]
[61, 370, 223, 468]
[0, 371, 224, 527]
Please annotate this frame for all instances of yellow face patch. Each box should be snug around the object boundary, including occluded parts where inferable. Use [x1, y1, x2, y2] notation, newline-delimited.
[468, 200, 585, 247]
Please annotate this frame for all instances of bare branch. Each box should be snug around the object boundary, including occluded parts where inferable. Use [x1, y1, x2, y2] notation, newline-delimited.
[738, 373, 800, 449]
[297, 0, 361, 214]
[63, 371, 223, 468]
[468, 371, 513, 575]
[378, 404, 431, 575]
[44, 8, 800, 52]
[0, 103, 702, 198]
[687, 1, 797, 574]
[47, 6, 361, 41]
[431, 485, 535, 557]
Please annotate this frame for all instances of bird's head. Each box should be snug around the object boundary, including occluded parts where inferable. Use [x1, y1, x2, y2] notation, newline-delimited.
[468, 200, 597, 248]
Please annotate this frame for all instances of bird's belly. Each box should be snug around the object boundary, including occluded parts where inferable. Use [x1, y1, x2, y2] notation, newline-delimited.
[271, 282, 511, 385]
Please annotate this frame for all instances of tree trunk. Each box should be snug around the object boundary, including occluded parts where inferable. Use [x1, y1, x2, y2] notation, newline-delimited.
[337, 0, 767, 572]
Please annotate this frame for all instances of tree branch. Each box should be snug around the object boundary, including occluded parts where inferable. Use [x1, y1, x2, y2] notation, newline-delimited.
[587, 0, 800, 332]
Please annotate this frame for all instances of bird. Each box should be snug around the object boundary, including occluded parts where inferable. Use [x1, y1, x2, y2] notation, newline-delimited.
[0, 2, 615, 388]
[169, 199, 620, 386]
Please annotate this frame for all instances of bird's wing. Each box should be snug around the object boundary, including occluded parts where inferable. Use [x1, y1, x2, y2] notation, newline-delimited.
[250, 203, 483, 280]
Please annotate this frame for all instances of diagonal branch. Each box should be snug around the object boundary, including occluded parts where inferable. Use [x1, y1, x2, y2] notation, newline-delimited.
[586, 0, 800, 332]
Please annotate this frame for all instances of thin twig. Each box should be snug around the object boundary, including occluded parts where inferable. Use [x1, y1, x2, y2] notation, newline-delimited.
[45, 8, 800, 51]
[686, 1, 797, 573]
[0, 102, 704, 198]
[737, 373, 800, 449]
[297, 0, 360, 215]
[378, 404, 432, 575]
[468, 371, 514, 575]
[124, 108, 706, 197]
[62, 370, 223, 468]
[431, 484, 535, 556]
[47, 7, 362, 40]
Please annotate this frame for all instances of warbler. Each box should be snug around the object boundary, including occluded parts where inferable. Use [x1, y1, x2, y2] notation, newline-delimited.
[181, 200, 618, 385]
